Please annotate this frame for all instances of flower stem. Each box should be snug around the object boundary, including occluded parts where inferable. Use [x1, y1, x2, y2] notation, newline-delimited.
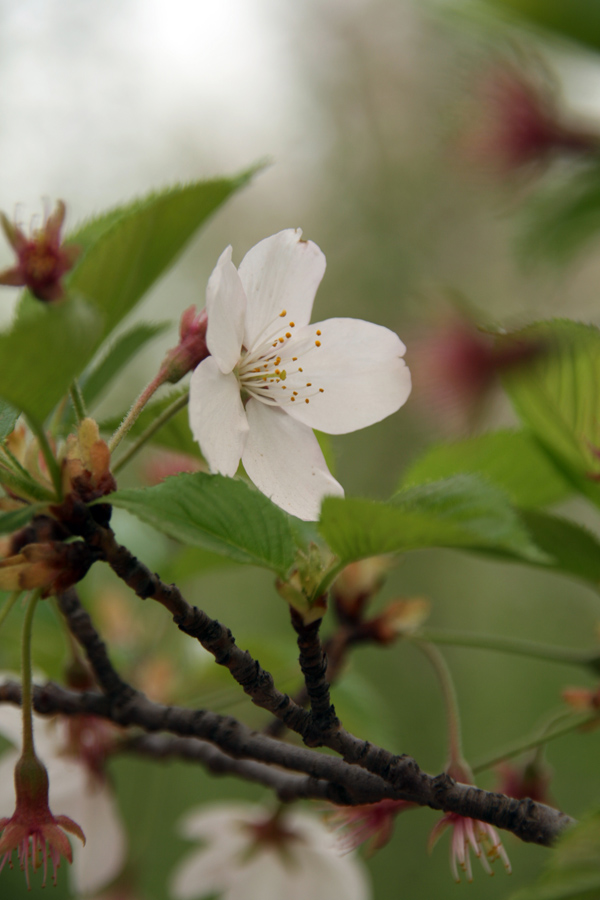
[413, 628, 595, 670]
[112, 389, 190, 474]
[472, 709, 595, 774]
[414, 641, 463, 766]
[24, 414, 62, 500]
[21, 591, 40, 756]
[0, 590, 21, 632]
[108, 373, 167, 454]
[69, 380, 87, 424]
[0, 443, 31, 479]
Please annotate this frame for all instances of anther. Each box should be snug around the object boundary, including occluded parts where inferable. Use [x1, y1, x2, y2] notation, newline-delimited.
[315, 341, 321, 347]
[305, 399, 310, 404]
[279, 310, 287, 317]
[316, 330, 321, 336]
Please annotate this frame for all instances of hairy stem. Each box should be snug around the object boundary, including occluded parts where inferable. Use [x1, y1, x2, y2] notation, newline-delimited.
[112, 390, 189, 474]
[414, 628, 597, 670]
[108, 372, 166, 453]
[414, 641, 463, 767]
[24, 415, 62, 499]
[69, 381, 87, 424]
[472, 710, 596, 774]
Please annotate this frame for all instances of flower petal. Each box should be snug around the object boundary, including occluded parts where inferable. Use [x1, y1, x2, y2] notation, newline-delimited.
[238, 230, 326, 350]
[170, 840, 241, 900]
[242, 401, 343, 520]
[0, 702, 24, 747]
[178, 804, 256, 841]
[205, 246, 246, 374]
[283, 318, 411, 434]
[291, 845, 371, 900]
[189, 358, 249, 477]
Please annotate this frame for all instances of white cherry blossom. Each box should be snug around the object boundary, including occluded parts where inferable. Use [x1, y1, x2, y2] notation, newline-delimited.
[189, 229, 411, 520]
[169, 803, 371, 900]
[0, 703, 126, 896]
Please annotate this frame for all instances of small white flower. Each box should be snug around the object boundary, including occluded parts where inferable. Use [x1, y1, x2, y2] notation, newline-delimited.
[189, 229, 411, 520]
[169, 803, 371, 900]
[0, 703, 126, 896]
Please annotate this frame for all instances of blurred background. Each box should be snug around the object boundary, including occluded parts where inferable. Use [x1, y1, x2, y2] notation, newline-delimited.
[2, 0, 600, 898]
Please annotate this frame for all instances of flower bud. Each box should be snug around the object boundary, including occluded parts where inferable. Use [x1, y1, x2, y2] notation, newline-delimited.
[413, 312, 542, 434]
[0, 200, 80, 302]
[159, 306, 209, 384]
[461, 62, 598, 176]
[495, 759, 553, 805]
[0, 541, 95, 596]
[332, 557, 392, 621]
[63, 417, 116, 503]
[361, 597, 431, 644]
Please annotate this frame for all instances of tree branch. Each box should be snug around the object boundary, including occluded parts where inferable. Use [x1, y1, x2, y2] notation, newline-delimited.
[0, 679, 575, 846]
[290, 609, 339, 741]
[80, 517, 315, 739]
[120, 734, 344, 804]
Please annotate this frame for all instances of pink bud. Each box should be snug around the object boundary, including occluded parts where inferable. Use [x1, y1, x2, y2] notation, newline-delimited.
[160, 306, 209, 384]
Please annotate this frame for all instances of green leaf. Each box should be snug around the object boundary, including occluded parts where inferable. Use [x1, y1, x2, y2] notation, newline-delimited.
[518, 166, 600, 265]
[0, 170, 258, 423]
[0, 402, 19, 442]
[101, 388, 200, 460]
[501, 320, 600, 508]
[0, 504, 45, 535]
[319, 475, 547, 565]
[161, 544, 241, 583]
[106, 473, 297, 574]
[0, 296, 102, 421]
[483, 0, 600, 54]
[82, 321, 170, 409]
[67, 168, 259, 344]
[402, 429, 570, 508]
[519, 509, 600, 587]
[509, 809, 600, 900]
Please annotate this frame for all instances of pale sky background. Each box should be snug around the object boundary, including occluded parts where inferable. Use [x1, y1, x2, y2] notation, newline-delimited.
[0, 0, 331, 330]
[2, 0, 600, 336]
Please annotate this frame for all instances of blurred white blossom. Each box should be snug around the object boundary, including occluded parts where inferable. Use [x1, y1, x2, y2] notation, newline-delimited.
[169, 803, 371, 900]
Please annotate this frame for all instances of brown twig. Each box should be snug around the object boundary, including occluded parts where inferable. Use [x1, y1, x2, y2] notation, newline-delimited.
[79, 516, 316, 740]
[0, 679, 575, 846]
[290, 609, 339, 741]
[120, 734, 343, 804]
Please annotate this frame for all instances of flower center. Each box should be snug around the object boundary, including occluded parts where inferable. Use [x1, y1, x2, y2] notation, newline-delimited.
[237, 309, 325, 408]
